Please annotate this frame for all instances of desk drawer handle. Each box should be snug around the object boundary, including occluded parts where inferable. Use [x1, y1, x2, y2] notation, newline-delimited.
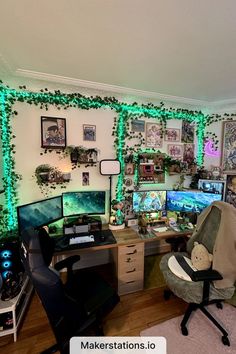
[126, 268, 136, 273]
[126, 244, 136, 248]
[126, 280, 135, 284]
[126, 249, 137, 255]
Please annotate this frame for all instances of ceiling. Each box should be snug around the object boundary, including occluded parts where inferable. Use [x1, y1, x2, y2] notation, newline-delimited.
[1, 0, 236, 105]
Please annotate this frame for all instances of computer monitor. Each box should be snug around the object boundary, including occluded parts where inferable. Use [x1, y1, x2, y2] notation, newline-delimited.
[62, 191, 106, 217]
[198, 179, 226, 200]
[132, 190, 166, 213]
[166, 190, 222, 214]
[17, 196, 63, 236]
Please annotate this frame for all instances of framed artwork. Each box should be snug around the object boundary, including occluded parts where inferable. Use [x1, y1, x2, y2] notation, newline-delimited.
[145, 123, 163, 148]
[167, 144, 183, 159]
[181, 120, 194, 143]
[82, 172, 90, 186]
[125, 163, 134, 175]
[183, 144, 195, 164]
[225, 175, 236, 208]
[165, 128, 180, 142]
[131, 119, 145, 132]
[83, 124, 96, 141]
[221, 121, 236, 173]
[41, 116, 66, 148]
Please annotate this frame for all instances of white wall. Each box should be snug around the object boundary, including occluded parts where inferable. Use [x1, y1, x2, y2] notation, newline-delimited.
[7, 79, 225, 223]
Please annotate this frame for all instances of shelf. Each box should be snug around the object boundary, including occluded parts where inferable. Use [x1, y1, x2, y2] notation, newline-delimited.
[0, 275, 33, 342]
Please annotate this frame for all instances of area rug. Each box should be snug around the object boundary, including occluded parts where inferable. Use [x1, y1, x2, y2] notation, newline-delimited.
[140, 303, 236, 354]
[144, 254, 166, 289]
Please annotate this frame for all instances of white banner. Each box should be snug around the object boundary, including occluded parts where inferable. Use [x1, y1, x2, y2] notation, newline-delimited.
[70, 336, 166, 354]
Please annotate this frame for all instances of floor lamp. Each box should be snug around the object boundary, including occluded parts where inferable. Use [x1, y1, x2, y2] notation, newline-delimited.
[99, 159, 121, 222]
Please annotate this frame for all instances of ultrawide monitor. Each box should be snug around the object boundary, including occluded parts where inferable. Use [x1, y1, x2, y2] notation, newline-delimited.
[166, 190, 222, 214]
[17, 196, 63, 236]
[132, 190, 166, 213]
[62, 191, 106, 217]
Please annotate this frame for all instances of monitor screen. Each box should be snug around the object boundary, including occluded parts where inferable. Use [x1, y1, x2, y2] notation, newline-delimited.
[62, 191, 106, 217]
[132, 190, 166, 213]
[17, 196, 63, 235]
[166, 191, 222, 213]
[198, 179, 225, 196]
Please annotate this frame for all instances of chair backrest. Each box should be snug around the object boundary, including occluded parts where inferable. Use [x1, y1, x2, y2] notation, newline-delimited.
[20, 228, 85, 344]
[187, 206, 221, 254]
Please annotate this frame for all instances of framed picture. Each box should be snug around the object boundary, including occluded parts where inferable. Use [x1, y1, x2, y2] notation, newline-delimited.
[167, 144, 183, 159]
[41, 116, 66, 148]
[181, 120, 194, 143]
[183, 144, 195, 164]
[145, 123, 163, 148]
[125, 163, 134, 175]
[82, 172, 90, 186]
[221, 121, 236, 173]
[131, 119, 145, 132]
[225, 175, 236, 208]
[165, 128, 180, 142]
[83, 124, 96, 141]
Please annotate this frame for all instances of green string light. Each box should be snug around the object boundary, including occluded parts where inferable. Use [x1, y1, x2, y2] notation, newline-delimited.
[0, 82, 209, 232]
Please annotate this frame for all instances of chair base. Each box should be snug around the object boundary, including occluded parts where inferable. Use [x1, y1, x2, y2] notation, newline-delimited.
[180, 301, 230, 346]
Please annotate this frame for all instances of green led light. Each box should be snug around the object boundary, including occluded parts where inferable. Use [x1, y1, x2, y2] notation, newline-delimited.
[0, 82, 211, 231]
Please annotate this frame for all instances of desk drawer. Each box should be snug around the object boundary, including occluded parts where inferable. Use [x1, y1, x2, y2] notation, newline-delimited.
[118, 243, 144, 257]
[119, 259, 143, 275]
[118, 279, 143, 295]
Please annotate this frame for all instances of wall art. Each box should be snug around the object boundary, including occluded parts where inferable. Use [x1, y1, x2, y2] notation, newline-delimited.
[41, 116, 66, 148]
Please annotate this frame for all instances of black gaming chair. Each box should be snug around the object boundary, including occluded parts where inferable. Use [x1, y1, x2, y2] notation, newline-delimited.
[20, 227, 119, 354]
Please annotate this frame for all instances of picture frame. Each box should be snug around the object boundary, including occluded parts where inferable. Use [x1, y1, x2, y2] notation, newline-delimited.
[165, 128, 180, 142]
[181, 120, 194, 143]
[41, 116, 66, 148]
[225, 175, 236, 208]
[83, 124, 96, 141]
[183, 144, 195, 164]
[221, 121, 236, 173]
[167, 144, 183, 160]
[131, 119, 145, 132]
[145, 123, 163, 148]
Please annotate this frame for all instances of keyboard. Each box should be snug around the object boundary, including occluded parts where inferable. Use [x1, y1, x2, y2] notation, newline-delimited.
[153, 226, 168, 233]
[69, 235, 95, 245]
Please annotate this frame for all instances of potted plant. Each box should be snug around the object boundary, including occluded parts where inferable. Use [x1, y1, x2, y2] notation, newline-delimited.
[35, 164, 52, 184]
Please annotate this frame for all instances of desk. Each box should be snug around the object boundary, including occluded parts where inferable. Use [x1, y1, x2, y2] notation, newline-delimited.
[54, 227, 193, 295]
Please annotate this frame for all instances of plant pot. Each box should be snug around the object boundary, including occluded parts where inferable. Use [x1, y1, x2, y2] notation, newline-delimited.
[39, 172, 49, 182]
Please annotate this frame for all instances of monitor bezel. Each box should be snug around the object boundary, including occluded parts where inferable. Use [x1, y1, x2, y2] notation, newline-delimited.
[132, 189, 167, 214]
[17, 195, 63, 236]
[62, 190, 107, 217]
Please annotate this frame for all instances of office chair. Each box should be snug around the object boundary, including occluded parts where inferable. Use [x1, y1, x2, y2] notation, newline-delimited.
[160, 201, 236, 346]
[20, 227, 120, 354]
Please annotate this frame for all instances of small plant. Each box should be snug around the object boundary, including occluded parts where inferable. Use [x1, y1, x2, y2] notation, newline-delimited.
[34, 164, 69, 196]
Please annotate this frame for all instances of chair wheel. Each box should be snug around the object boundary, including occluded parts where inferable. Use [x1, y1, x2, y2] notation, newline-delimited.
[181, 326, 188, 336]
[222, 336, 230, 346]
[164, 289, 172, 300]
[216, 302, 223, 309]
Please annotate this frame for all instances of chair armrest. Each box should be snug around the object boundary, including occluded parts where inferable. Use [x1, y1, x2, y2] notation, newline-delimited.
[54, 255, 80, 272]
[191, 269, 223, 282]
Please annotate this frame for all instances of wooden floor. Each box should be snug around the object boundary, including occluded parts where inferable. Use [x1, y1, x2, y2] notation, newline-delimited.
[0, 286, 187, 354]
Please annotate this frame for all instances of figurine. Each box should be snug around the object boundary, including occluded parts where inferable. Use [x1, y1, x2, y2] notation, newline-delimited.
[138, 213, 148, 234]
[111, 199, 125, 226]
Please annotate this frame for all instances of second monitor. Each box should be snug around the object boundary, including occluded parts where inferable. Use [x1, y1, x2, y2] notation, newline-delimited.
[62, 191, 106, 217]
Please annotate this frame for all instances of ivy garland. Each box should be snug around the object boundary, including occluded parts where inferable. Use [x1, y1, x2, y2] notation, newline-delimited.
[0, 80, 233, 232]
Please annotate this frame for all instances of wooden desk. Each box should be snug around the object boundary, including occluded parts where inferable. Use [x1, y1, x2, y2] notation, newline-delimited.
[54, 227, 193, 295]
